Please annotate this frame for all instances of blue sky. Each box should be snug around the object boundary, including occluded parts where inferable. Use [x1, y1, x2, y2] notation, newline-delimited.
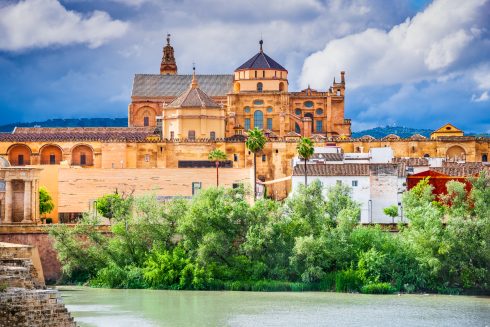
[0, 0, 489, 132]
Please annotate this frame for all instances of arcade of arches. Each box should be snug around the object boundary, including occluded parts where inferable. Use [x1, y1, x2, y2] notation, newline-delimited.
[5, 144, 94, 167]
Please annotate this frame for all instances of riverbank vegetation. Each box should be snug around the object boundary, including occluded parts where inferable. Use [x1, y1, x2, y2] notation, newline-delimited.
[50, 173, 490, 294]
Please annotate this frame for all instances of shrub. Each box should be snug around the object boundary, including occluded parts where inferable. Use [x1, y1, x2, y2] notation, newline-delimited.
[335, 269, 362, 292]
[361, 282, 396, 294]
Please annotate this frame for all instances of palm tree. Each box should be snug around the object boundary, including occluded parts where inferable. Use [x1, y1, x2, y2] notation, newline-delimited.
[208, 148, 228, 186]
[297, 137, 314, 186]
[245, 128, 267, 199]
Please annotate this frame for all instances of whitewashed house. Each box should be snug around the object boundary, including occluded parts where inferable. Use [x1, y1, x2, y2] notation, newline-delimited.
[291, 163, 406, 224]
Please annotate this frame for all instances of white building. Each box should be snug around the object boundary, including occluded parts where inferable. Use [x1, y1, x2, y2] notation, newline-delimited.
[291, 163, 406, 224]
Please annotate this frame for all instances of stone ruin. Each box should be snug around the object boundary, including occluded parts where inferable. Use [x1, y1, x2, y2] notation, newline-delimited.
[0, 242, 76, 327]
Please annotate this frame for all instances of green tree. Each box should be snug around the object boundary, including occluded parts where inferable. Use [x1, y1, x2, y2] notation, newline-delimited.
[96, 193, 124, 221]
[245, 128, 267, 199]
[383, 205, 399, 223]
[296, 137, 314, 186]
[39, 187, 54, 217]
[208, 148, 227, 186]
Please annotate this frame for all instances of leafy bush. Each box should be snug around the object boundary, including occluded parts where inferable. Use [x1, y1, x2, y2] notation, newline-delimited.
[361, 282, 396, 294]
[335, 269, 363, 292]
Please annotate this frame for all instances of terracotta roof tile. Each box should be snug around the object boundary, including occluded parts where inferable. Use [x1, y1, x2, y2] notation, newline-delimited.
[132, 74, 233, 97]
[1, 127, 155, 142]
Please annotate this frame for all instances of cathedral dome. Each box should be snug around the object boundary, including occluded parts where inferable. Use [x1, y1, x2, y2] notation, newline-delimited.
[235, 40, 286, 72]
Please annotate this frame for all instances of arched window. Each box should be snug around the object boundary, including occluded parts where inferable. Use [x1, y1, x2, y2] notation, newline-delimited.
[482, 154, 488, 162]
[257, 82, 263, 92]
[304, 113, 314, 133]
[295, 123, 301, 134]
[210, 131, 216, 140]
[424, 154, 430, 158]
[254, 110, 264, 129]
[295, 108, 302, 116]
[144, 116, 149, 127]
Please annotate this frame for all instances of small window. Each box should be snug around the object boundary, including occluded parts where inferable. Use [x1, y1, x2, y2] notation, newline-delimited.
[267, 118, 273, 130]
[275, 149, 278, 154]
[253, 99, 264, 105]
[192, 182, 202, 196]
[424, 154, 430, 158]
[244, 106, 251, 113]
[482, 154, 488, 162]
[295, 108, 302, 116]
[18, 154, 24, 166]
[316, 109, 323, 115]
[262, 154, 266, 162]
[80, 153, 86, 166]
[304, 101, 314, 108]
[234, 154, 238, 162]
[244, 118, 251, 130]
[170, 131, 174, 139]
[316, 120, 323, 133]
[210, 131, 216, 140]
[254, 110, 264, 129]
[352, 180, 358, 187]
[49, 154, 56, 165]
[254, 71, 257, 78]
[144, 116, 149, 127]
[188, 130, 195, 140]
[144, 154, 150, 162]
[262, 70, 265, 78]
[336, 180, 342, 185]
[257, 82, 263, 92]
[266, 107, 273, 113]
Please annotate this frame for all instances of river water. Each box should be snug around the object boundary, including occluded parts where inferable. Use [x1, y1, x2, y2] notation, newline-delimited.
[58, 286, 490, 327]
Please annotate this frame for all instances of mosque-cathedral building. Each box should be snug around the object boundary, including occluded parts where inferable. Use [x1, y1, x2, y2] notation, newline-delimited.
[0, 36, 489, 223]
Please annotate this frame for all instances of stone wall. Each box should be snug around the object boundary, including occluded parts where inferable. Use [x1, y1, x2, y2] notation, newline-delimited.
[0, 226, 62, 282]
[0, 242, 77, 327]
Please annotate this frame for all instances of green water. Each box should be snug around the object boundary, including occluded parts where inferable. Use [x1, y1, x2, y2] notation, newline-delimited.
[58, 286, 490, 327]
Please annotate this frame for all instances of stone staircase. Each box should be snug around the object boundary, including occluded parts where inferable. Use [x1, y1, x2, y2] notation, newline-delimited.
[0, 242, 77, 327]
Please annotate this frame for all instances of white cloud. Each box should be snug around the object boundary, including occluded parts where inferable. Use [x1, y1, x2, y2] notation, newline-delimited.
[0, 0, 129, 51]
[299, 0, 488, 89]
[472, 91, 489, 102]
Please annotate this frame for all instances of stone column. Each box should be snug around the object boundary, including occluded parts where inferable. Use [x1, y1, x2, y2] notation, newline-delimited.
[31, 179, 37, 224]
[23, 180, 32, 223]
[4, 180, 12, 224]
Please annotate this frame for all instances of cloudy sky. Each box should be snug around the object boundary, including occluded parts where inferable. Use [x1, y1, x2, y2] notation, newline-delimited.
[0, 0, 489, 132]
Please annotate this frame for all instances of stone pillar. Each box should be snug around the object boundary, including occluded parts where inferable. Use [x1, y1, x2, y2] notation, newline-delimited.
[31, 179, 37, 224]
[279, 112, 285, 137]
[23, 180, 32, 223]
[4, 180, 12, 224]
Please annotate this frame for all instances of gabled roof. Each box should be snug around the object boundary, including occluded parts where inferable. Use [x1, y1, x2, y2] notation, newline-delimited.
[431, 123, 463, 136]
[132, 74, 233, 98]
[236, 51, 286, 71]
[166, 79, 220, 108]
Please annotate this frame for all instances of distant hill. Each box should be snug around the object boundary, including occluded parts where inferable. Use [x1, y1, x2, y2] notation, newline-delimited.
[351, 126, 433, 139]
[0, 118, 127, 133]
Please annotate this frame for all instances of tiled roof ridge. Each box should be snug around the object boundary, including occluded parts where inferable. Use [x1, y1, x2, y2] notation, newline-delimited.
[134, 73, 233, 77]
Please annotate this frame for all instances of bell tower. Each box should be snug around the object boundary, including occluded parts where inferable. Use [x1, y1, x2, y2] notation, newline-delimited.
[160, 34, 177, 75]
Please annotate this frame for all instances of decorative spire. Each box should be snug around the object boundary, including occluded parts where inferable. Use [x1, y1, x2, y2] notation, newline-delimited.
[160, 33, 177, 75]
[259, 39, 263, 53]
[191, 63, 198, 89]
